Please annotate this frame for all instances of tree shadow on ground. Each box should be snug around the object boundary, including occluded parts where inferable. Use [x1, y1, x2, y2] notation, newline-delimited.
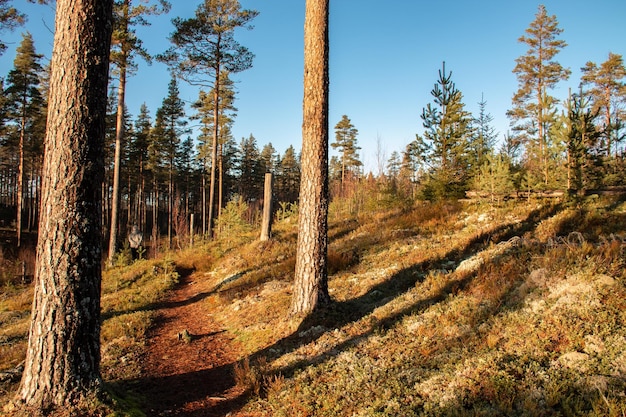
[244, 202, 563, 379]
[127, 202, 565, 415]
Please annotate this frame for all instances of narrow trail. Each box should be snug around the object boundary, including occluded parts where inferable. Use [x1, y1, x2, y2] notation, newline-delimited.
[135, 270, 248, 416]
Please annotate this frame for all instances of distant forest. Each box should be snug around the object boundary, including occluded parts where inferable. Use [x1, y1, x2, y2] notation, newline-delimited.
[1, 3, 625, 255]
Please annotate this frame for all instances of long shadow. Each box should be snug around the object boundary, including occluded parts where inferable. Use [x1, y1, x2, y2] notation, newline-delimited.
[247, 202, 563, 375]
[125, 362, 243, 417]
[101, 268, 251, 321]
[123, 202, 564, 414]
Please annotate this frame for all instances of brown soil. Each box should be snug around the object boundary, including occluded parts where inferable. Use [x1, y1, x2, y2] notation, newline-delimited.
[134, 270, 251, 416]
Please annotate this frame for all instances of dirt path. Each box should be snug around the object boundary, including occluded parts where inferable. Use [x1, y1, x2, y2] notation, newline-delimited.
[136, 270, 248, 416]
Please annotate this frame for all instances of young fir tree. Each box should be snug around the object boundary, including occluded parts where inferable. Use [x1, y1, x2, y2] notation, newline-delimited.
[470, 94, 498, 175]
[4, 32, 44, 247]
[417, 61, 472, 199]
[159, 0, 258, 238]
[560, 88, 602, 190]
[581, 52, 626, 158]
[508, 5, 570, 188]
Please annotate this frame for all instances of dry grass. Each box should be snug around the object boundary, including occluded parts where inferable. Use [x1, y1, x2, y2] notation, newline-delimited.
[1, 196, 625, 416]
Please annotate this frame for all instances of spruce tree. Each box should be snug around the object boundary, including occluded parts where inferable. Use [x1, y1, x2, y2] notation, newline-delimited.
[155, 77, 188, 249]
[470, 94, 498, 175]
[277, 145, 300, 203]
[236, 134, 263, 201]
[129, 103, 152, 230]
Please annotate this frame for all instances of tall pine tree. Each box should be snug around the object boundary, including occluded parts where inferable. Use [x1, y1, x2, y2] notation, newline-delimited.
[508, 5, 570, 187]
[4, 32, 44, 247]
[159, 0, 258, 238]
[581, 52, 626, 157]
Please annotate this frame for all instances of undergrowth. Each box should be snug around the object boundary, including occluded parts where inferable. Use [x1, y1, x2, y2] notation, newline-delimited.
[0, 196, 625, 416]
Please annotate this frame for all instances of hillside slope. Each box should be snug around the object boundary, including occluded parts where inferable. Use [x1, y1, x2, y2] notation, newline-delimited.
[1, 197, 625, 416]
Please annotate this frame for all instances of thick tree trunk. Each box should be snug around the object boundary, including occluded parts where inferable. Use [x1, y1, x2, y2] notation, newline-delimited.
[291, 0, 331, 316]
[17, 0, 112, 410]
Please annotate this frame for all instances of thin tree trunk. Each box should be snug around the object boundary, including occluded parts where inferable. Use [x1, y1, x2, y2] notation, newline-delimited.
[207, 55, 220, 238]
[107, 50, 127, 265]
[260, 172, 273, 241]
[17, 0, 112, 409]
[218, 142, 224, 219]
[291, 0, 331, 316]
[16, 115, 25, 247]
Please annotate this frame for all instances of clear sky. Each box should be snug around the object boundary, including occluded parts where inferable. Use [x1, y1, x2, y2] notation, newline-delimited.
[1, 0, 625, 173]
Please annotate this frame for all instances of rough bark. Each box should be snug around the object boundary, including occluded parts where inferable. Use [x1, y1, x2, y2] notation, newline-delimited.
[260, 172, 273, 241]
[17, 0, 112, 410]
[291, 0, 330, 316]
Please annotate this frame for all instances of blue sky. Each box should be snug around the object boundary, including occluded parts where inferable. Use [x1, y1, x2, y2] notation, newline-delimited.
[1, 0, 625, 173]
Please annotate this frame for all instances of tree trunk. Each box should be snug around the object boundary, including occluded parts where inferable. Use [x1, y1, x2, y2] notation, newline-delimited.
[291, 0, 330, 316]
[260, 173, 273, 241]
[207, 55, 220, 239]
[108, 57, 127, 265]
[16, 115, 25, 247]
[17, 0, 112, 410]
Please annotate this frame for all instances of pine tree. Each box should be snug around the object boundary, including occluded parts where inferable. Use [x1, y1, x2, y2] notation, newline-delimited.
[508, 4, 570, 187]
[192, 71, 238, 231]
[581, 52, 626, 157]
[0, 0, 25, 56]
[17, 0, 112, 410]
[418, 62, 472, 199]
[160, 0, 258, 238]
[4, 32, 44, 247]
[472, 153, 514, 204]
[331, 115, 361, 191]
[107, 0, 170, 265]
[291, 0, 330, 316]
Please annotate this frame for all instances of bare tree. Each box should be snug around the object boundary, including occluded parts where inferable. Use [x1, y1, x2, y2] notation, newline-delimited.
[16, 0, 112, 411]
[291, 0, 331, 316]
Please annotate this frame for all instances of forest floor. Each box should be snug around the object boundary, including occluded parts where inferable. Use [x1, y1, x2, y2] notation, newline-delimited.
[133, 269, 248, 416]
